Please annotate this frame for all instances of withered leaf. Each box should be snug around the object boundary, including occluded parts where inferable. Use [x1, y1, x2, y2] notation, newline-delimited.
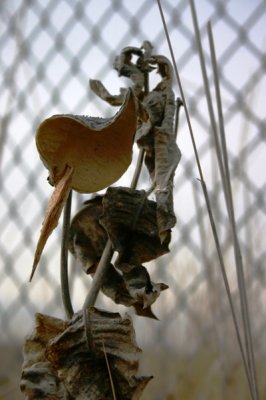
[21, 313, 68, 399]
[69, 201, 168, 317]
[89, 79, 125, 106]
[90, 48, 181, 242]
[69, 203, 168, 317]
[101, 263, 168, 320]
[21, 309, 151, 399]
[90, 47, 181, 242]
[21, 362, 68, 400]
[30, 165, 74, 281]
[23, 314, 67, 365]
[136, 55, 182, 241]
[113, 45, 145, 99]
[123, 264, 168, 310]
[68, 195, 107, 274]
[69, 187, 171, 271]
[90, 43, 152, 108]
[154, 127, 181, 241]
[100, 187, 171, 265]
[90, 79, 149, 125]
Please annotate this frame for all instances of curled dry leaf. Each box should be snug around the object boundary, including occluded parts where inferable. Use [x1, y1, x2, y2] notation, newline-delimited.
[89, 79, 125, 106]
[21, 310, 151, 400]
[122, 264, 168, 310]
[90, 41, 154, 108]
[30, 89, 137, 280]
[91, 44, 181, 240]
[101, 187, 171, 264]
[69, 188, 169, 318]
[154, 126, 181, 241]
[69, 187, 171, 270]
[101, 263, 168, 320]
[68, 195, 106, 274]
[135, 55, 181, 240]
[21, 313, 68, 399]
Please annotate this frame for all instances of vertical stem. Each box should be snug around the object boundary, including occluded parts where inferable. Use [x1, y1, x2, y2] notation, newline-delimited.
[130, 149, 145, 190]
[60, 190, 74, 319]
[83, 145, 146, 312]
[83, 239, 113, 309]
[207, 21, 259, 400]
[82, 145, 146, 348]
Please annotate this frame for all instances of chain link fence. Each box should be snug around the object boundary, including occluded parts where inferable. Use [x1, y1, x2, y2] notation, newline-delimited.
[1, 0, 266, 398]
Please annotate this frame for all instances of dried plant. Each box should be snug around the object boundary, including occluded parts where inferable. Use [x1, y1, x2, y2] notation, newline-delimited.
[21, 42, 181, 399]
[30, 89, 137, 281]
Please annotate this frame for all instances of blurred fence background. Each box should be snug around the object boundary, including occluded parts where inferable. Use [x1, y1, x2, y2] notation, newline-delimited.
[0, 0, 266, 398]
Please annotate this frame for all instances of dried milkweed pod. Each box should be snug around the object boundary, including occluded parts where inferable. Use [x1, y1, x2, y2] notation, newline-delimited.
[36, 89, 136, 193]
[30, 89, 137, 280]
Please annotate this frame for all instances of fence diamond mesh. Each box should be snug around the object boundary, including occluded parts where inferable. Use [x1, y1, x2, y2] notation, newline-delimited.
[0, 0, 266, 399]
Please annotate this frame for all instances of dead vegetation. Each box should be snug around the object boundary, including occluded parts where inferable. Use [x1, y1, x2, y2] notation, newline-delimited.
[20, 1, 262, 399]
[21, 41, 181, 399]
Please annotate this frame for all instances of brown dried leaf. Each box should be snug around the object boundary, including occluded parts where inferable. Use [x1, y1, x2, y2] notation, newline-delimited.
[30, 165, 74, 281]
[101, 263, 168, 319]
[136, 55, 182, 240]
[91, 43, 152, 107]
[22, 310, 151, 399]
[100, 187, 171, 265]
[68, 195, 107, 274]
[90, 79, 149, 125]
[123, 265, 168, 309]
[89, 79, 124, 106]
[69, 187, 171, 270]
[22, 313, 67, 368]
[90, 43, 154, 126]
[21, 313, 68, 399]
[113, 45, 145, 99]
[47, 308, 151, 399]
[21, 361, 68, 400]
[69, 210, 168, 317]
[68, 189, 169, 319]
[154, 127, 181, 241]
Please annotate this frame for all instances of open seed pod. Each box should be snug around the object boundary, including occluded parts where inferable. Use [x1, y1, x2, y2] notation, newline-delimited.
[36, 89, 137, 193]
[30, 90, 137, 280]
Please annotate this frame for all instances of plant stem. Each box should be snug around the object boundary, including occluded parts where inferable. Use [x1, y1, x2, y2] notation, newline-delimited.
[83, 239, 113, 310]
[207, 21, 258, 400]
[130, 149, 145, 190]
[60, 190, 74, 319]
[83, 148, 145, 312]
[82, 147, 145, 349]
